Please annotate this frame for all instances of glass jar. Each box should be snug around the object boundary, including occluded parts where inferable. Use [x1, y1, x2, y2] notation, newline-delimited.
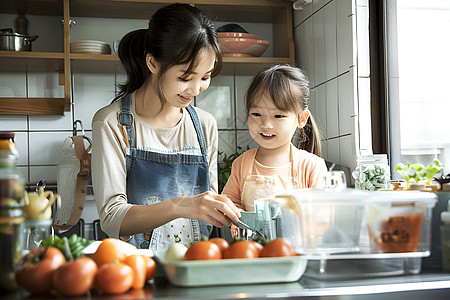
[353, 154, 391, 191]
[0, 132, 25, 291]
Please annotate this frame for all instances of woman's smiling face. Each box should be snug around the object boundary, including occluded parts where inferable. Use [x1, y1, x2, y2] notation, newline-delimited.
[248, 92, 300, 151]
[159, 48, 216, 108]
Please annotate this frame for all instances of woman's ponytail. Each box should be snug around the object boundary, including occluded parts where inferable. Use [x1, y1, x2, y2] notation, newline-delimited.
[115, 29, 150, 101]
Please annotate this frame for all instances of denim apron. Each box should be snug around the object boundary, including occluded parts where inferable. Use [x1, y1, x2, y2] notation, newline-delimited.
[119, 94, 213, 250]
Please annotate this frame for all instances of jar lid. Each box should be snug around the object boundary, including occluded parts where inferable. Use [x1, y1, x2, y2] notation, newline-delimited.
[357, 154, 388, 163]
[0, 132, 15, 139]
[442, 211, 450, 224]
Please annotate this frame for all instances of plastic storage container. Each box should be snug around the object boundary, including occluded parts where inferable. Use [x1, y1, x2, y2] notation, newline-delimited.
[255, 189, 368, 254]
[256, 189, 437, 279]
[365, 191, 436, 253]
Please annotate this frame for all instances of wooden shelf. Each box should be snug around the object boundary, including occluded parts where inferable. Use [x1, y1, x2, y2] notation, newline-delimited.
[0, 51, 64, 72]
[0, 98, 65, 115]
[0, 0, 295, 114]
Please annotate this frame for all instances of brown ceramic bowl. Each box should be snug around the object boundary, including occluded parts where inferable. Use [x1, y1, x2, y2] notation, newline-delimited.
[217, 32, 261, 40]
[218, 35, 269, 57]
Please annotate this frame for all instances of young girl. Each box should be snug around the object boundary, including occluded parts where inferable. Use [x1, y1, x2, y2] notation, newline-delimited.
[91, 3, 240, 250]
[222, 64, 327, 216]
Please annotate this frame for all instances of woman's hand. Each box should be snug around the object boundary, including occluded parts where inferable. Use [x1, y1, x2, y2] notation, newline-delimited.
[230, 224, 239, 238]
[169, 191, 241, 228]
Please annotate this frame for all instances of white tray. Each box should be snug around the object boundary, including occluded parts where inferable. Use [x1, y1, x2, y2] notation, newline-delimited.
[154, 249, 307, 287]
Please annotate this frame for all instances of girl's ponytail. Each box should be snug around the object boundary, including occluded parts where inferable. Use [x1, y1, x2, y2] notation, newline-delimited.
[294, 114, 322, 157]
[115, 29, 150, 101]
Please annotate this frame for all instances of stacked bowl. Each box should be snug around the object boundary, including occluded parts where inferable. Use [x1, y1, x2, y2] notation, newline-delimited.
[217, 32, 269, 57]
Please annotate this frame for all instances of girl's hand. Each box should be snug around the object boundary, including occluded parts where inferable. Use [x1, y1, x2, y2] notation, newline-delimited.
[169, 191, 241, 228]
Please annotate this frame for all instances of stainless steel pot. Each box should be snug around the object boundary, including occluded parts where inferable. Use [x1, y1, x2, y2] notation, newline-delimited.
[0, 28, 38, 51]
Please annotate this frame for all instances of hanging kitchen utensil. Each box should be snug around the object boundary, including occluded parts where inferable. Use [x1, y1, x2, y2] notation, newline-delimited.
[53, 120, 91, 230]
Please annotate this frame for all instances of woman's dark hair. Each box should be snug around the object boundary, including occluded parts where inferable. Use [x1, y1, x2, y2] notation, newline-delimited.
[115, 3, 222, 103]
[245, 64, 322, 157]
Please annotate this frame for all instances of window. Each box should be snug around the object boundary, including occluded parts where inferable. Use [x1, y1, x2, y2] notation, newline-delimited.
[385, 0, 450, 177]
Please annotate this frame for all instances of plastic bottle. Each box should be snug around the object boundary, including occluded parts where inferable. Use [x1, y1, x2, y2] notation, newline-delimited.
[441, 199, 450, 272]
[0, 132, 25, 291]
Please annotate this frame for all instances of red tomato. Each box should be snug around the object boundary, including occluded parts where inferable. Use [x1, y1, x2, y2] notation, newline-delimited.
[250, 241, 264, 255]
[15, 246, 66, 294]
[123, 255, 146, 290]
[93, 238, 137, 267]
[53, 257, 97, 296]
[95, 261, 134, 294]
[142, 255, 156, 281]
[259, 238, 296, 258]
[223, 241, 259, 259]
[184, 241, 222, 260]
[209, 238, 230, 254]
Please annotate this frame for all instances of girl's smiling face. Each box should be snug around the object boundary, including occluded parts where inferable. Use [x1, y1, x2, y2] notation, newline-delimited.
[156, 48, 216, 108]
[248, 92, 301, 151]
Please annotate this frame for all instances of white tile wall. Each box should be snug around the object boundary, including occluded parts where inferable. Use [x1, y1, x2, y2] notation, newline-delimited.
[235, 76, 252, 130]
[339, 134, 355, 170]
[14, 132, 29, 166]
[28, 73, 64, 98]
[312, 0, 324, 13]
[337, 69, 355, 135]
[311, 84, 327, 137]
[0, 73, 27, 97]
[327, 138, 340, 164]
[313, 9, 326, 85]
[73, 73, 117, 130]
[294, 0, 369, 175]
[336, 0, 354, 74]
[325, 79, 339, 138]
[196, 75, 234, 129]
[295, 17, 314, 85]
[324, 0, 338, 80]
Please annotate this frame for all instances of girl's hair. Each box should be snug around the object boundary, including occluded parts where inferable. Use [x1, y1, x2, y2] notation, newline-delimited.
[245, 64, 322, 157]
[115, 3, 222, 103]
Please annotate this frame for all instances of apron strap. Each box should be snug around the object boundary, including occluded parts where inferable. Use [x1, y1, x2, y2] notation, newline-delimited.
[118, 94, 135, 148]
[186, 104, 208, 157]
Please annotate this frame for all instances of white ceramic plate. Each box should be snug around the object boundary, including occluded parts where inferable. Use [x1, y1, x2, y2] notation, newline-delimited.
[154, 249, 307, 287]
[71, 40, 109, 46]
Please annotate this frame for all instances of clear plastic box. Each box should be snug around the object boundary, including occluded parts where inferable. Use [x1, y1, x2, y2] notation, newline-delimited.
[255, 189, 368, 254]
[255, 189, 437, 278]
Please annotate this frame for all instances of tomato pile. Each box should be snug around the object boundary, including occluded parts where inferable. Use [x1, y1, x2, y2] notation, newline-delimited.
[182, 237, 296, 260]
[15, 237, 155, 297]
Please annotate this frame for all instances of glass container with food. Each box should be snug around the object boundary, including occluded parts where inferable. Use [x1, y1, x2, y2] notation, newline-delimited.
[0, 132, 26, 291]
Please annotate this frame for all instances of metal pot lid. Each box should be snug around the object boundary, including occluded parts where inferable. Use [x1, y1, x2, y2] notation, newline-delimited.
[0, 28, 29, 38]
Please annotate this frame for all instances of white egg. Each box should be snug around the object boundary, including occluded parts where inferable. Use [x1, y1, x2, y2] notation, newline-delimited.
[165, 243, 188, 260]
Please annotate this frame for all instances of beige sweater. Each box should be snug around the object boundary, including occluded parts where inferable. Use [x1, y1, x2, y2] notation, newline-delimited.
[91, 93, 218, 239]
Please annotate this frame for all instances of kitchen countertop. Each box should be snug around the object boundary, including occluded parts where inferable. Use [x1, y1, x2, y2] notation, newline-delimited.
[5, 267, 450, 299]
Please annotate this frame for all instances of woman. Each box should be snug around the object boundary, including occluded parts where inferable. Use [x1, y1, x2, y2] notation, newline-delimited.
[91, 3, 240, 250]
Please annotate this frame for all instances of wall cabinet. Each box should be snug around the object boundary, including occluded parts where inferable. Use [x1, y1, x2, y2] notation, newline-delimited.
[0, 0, 294, 115]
